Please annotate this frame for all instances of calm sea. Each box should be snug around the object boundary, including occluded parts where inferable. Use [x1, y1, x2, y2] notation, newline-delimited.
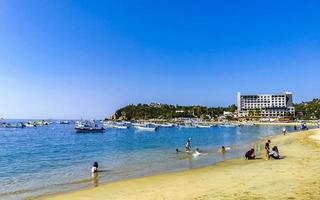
[0, 120, 296, 200]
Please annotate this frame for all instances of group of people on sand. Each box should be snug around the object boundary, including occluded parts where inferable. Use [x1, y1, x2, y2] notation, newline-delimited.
[245, 139, 280, 160]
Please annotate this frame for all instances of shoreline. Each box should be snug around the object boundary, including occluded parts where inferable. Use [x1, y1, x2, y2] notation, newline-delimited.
[37, 128, 320, 200]
[252, 122, 319, 126]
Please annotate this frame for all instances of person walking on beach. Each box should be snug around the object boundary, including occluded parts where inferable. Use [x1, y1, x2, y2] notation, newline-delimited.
[265, 140, 271, 160]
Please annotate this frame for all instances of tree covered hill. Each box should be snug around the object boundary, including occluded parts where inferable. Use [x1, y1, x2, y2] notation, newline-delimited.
[110, 99, 320, 121]
[294, 99, 320, 120]
[111, 103, 237, 121]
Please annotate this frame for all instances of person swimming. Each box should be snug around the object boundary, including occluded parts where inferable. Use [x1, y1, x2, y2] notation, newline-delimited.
[185, 138, 192, 152]
[91, 161, 99, 173]
[193, 148, 201, 157]
[245, 148, 255, 160]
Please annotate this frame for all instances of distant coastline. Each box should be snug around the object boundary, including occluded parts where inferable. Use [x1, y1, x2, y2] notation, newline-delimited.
[110, 99, 320, 122]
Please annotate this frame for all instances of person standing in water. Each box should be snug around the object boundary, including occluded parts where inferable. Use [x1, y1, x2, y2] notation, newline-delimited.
[185, 138, 192, 152]
[91, 162, 99, 173]
[220, 146, 226, 154]
[282, 127, 287, 135]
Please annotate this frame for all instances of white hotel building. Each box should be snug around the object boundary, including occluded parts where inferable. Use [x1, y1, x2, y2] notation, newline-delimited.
[237, 92, 295, 118]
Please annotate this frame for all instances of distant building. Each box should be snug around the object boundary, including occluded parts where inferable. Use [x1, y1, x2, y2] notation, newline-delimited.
[223, 111, 234, 117]
[175, 110, 184, 113]
[237, 92, 295, 118]
[150, 102, 163, 108]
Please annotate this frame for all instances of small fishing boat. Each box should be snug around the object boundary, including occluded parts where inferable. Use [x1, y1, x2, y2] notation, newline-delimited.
[218, 124, 237, 128]
[178, 123, 195, 128]
[75, 121, 105, 133]
[4, 123, 25, 128]
[158, 123, 174, 128]
[134, 123, 158, 131]
[25, 122, 36, 127]
[195, 124, 212, 128]
[35, 120, 49, 126]
[111, 124, 128, 129]
[103, 121, 128, 129]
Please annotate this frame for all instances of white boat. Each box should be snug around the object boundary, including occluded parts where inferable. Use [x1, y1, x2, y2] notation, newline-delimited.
[103, 121, 128, 129]
[178, 123, 195, 128]
[113, 125, 129, 129]
[159, 123, 174, 128]
[25, 122, 35, 127]
[75, 121, 105, 133]
[195, 124, 212, 128]
[218, 124, 237, 128]
[4, 123, 25, 128]
[105, 123, 128, 129]
[134, 125, 158, 131]
[132, 122, 145, 126]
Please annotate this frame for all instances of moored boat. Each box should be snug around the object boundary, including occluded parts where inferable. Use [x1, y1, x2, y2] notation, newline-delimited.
[218, 123, 237, 128]
[103, 121, 128, 129]
[25, 122, 36, 127]
[75, 120, 105, 133]
[195, 124, 212, 128]
[135, 125, 158, 131]
[35, 120, 49, 126]
[4, 123, 25, 128]
[133, 123, 158, 131]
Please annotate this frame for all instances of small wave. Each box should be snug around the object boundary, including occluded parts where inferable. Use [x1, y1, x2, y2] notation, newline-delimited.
[0, 188, 31, 196]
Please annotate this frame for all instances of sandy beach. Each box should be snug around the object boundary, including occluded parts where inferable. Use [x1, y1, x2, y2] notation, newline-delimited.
[41, 129, 320, 200]
[252, 122, 319, 126]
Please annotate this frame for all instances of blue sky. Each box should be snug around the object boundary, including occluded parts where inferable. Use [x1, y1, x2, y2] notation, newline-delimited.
[0, 0, 320, 119]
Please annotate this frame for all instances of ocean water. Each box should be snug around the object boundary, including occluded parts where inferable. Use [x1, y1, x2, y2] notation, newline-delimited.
[0, 121, 296, 200]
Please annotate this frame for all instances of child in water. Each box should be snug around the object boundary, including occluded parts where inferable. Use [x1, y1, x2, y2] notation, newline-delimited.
[220, 146, 226, 154]
[91, 162, 99, 173]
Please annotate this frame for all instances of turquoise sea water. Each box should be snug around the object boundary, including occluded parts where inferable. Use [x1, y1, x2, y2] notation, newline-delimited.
[0, 121, 297, 200]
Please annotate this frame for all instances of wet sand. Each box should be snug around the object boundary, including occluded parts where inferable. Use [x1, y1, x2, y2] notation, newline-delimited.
[42, 129, 320, 200]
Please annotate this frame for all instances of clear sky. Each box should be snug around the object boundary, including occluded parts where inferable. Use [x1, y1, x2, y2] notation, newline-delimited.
[0, 0, 319, 119]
